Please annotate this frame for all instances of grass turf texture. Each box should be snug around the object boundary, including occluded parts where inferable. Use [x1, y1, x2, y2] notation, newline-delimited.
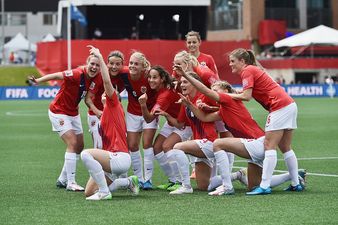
[0, 66, 41, 86]
[0, 98, 338, 225]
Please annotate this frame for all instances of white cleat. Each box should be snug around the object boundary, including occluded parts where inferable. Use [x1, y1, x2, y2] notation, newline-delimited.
[66, 182, 85, 192]
[86, 192, 112, 201]
[129, 175, 140, 195]
[238, 168, 248, 186]
[208, 185, 235, 196]
[169, 185, 193, 195]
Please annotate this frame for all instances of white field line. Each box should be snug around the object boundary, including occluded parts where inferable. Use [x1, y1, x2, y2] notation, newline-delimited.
[5, 111, 46, 116]
[235, 156, 338, 163]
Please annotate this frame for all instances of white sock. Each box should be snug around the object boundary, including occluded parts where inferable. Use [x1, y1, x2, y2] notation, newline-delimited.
[92, 129, 102, 149]
[130, 150, 144, 183]
[270, 173, 291, 187]
[81, 151, 109, 193]
[108, 178, 130, 192]
[284, 150, 299, 186]
[214, 151, 233, 190]
[155, 152, 175, 182]
[168, 149, 191, 187]
[143, 147, 154, 182]
[208, 175, 222, 191]
[57, 161, 67, 183]
[227, 152, 235, 173]
[260, 150, 277, 189]
[65, 152, 77, 184]
[166, 151, 181, 183]
[188, 155, 196, 170]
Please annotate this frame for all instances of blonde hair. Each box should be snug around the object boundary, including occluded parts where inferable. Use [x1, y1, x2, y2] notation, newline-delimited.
[229, 48, 265, 70]
[130, 51, 151, 71]
[211, 80, 235, 93]
[174, 50, 198, 67]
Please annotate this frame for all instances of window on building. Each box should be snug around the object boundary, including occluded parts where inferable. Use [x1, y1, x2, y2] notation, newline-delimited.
[307, 0, 331, 27]
[43, 13, 54, 25]
[10, 13, 27, 26]
[209, 0, 243, 31]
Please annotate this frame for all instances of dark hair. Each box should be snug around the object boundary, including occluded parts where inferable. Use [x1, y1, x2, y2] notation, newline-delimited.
[107, 50, 124, 62]
[185, 31, 201, 42]
[149, 65, 174, 89]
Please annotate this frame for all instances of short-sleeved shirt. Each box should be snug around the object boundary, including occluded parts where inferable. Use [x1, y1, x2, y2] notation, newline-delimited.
[120, 71, 156, 116]
[218, 92, 264, 139]
[88, 67, 126, 116]
[177, 92, 218, 141]
[100, 91, 128, 153]
[193, 65, 219, 88]
[241, 65, 294, 112]
[49, 67, 100, 116]
[197, 52, 218, 76]
[150, 88, 181, 126]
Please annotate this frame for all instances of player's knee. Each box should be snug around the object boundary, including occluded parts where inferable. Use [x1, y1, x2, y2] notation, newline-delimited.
[213, 138, 225, 151]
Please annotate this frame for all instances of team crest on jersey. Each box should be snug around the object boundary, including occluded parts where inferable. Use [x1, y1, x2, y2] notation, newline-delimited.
[64, 70, 73, 77]
[91, 121, 96, 127]
[242, 79, 248, 88]
[200, 61, 207, 67]
[89, 82, 96, 90]
[140, 86, 147, 94]
[59, 119, 65, 126]
[132, 91, 137, 97]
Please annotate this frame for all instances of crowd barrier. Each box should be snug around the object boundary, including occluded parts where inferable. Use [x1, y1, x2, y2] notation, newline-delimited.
[0, 84, 336, 100]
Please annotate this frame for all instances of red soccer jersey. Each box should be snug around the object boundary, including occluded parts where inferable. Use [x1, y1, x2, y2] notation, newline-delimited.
[88, 69, 125, 116]
[119, 71, 156, 116]
[241, 65, 294, 112]
[197, 52, 218, 76]
[150, 88, 181, 126]
[100, 92, 128, 153]
[49, 67, 100, 116]
[177, 93, 218, 141]
[218, 92, 264, 139]
[193, 65, 219, 88]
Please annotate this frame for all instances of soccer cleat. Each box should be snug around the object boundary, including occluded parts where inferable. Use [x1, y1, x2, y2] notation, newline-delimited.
[86, 192, 112, 201]
[157, 181, 175, 190]
[169, 185, 193, 195]
[56, 180, 67, 189]
[238, 168, 248, 186]
[138, 181, 144, 189]
[284, 184, 304, 192]
[208, 185, 235, 196]
[190, 169, 196, 179]
[129, 176, 140, 195]
[142, 180, 153, 190]
[66, 182, 85, 192]
[167, 182, 182, 191]
[246, 186, 272, 195]
[298, 169, 307, 188]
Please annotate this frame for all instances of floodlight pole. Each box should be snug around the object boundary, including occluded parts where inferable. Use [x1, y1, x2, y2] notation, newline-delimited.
[1, 0, 5, 64]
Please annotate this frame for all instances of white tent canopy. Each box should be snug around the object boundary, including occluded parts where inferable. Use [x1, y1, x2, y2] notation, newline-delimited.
[274, 25, 338, 48]
[42, 33, 56, 42]
[3, 32, 37, 52]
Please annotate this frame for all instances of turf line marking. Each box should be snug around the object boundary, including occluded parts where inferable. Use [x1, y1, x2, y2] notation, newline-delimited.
[232, 166, 338, 178]
[235, 156, 338, 163]
[5, 111, 45, 117]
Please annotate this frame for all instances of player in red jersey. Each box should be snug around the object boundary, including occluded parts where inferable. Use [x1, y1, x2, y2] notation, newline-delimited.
[156, 72, 219, 195]
[138, 65, 192, 191]
[227, 48, 302, 195]
[85, 50, 126, 149]
[123, 51, 158, 190]
[176, 66, 306, 196]
[185, 31, 218, 76]
[80, 46, 139, 200]
[29, 53, 101, 191]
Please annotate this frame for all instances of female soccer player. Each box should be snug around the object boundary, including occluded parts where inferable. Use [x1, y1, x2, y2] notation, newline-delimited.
[176, 67, 306, 195]
[85, 50, 126, 149]
[81, 46, 139, 200]
[157, 72, 219, 194]
[138, 65, 192, 190]
[29, 53, 101, 191]
[227, 48, 302, 195]
[122, 51, 158, 189]
[185, 31, 218, 75]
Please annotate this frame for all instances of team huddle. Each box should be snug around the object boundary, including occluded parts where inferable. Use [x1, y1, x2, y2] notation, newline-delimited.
[29, 31, 306, 201]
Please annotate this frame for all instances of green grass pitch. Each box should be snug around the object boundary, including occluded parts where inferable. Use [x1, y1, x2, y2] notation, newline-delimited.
[0, 98, 338, 225]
